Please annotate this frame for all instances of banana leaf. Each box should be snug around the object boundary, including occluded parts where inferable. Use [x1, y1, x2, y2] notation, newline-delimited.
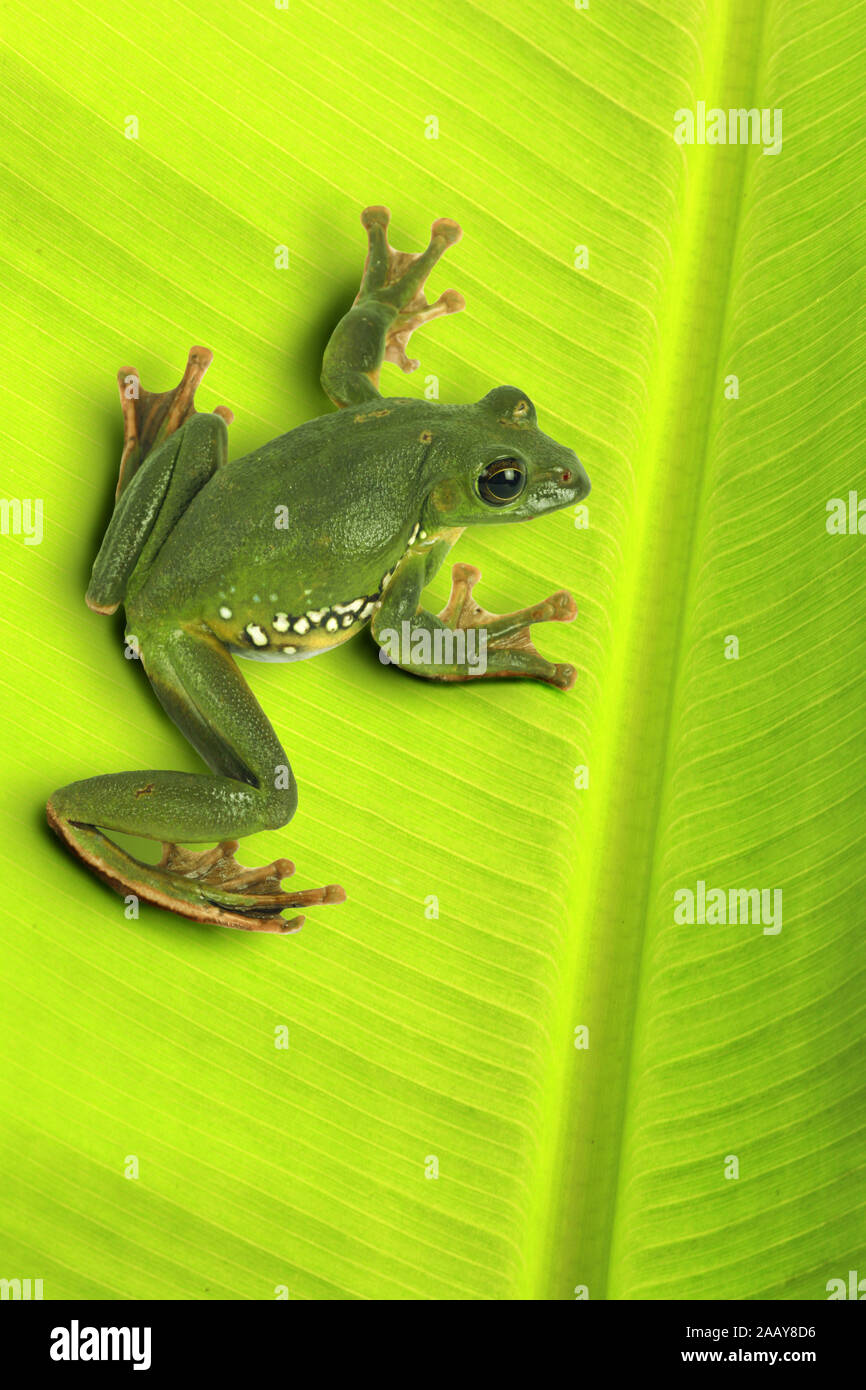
[0, 0, 863, 1299]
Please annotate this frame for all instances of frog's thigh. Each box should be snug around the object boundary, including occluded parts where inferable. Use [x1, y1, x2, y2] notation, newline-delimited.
[50, 623, 296, 844]
[87, 412, 228, 615]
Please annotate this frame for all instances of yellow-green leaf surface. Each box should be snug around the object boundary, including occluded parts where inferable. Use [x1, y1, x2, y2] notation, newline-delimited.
[1, 0, 863, 1299]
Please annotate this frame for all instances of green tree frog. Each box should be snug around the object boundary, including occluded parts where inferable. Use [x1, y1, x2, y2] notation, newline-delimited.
[48, 206, 590, 934]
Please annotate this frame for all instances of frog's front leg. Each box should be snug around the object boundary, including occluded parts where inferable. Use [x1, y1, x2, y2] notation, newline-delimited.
[372, 550, 578, 691]
[47, 624, 345, 933]
[321, 205, 465, 408]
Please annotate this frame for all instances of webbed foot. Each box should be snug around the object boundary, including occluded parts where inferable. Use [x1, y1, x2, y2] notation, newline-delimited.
[116, 346, 234, 496]
[47, 806, 345, 934]
[356, 205, 465, 377]
[438, 562, 579, 690]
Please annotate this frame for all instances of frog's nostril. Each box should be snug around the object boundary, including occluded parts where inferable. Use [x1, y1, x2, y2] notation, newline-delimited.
[561, 469, 572, 484]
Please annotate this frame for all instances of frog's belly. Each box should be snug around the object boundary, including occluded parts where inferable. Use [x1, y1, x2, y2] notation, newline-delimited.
[231, 643, 325, 663]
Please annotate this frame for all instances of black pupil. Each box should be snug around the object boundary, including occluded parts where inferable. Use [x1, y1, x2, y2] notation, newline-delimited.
[480, 458, 524, 503]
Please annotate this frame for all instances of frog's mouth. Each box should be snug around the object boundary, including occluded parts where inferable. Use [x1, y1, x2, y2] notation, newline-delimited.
[531, 461, 591, 514]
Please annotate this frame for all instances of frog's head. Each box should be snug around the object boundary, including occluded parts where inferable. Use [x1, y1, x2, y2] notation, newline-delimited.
[424, 386, 590, 528]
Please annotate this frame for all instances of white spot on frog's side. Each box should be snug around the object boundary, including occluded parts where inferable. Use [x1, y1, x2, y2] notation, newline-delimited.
[232, 593, 382, 661]
[219, 605, 232, 620]
[419, 529, 427, 541]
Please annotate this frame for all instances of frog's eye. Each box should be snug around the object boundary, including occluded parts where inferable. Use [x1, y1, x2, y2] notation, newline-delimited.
[477, 457, 526, 505]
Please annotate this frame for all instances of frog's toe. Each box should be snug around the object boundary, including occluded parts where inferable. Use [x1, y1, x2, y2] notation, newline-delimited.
[437, 561, 484, 627]
[361, 204, 391, 236]
[383, 287, 466, 374]
[48, 808, 345, 934]
[552, 662, 578, 691]
[356, 205, 465, 374]
[528, 589, 579, 625]
[154, 840, 346, 931]
[115, 345, 234, 496]
[438, 563, 580, 689]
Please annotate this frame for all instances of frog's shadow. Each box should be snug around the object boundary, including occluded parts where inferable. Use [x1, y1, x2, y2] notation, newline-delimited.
[80, 419, 125, 592]
[292, 279, 358, 402]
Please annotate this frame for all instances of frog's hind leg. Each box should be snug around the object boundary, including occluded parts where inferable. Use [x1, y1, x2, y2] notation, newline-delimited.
[47, 625, 345, 934]
[321, 205, 465, 408]
[87, 411, 230, 617]
[116, 346, 234, 497]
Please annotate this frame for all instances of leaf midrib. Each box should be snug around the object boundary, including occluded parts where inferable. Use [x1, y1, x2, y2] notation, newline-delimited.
[517, 0, 773, 1300]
